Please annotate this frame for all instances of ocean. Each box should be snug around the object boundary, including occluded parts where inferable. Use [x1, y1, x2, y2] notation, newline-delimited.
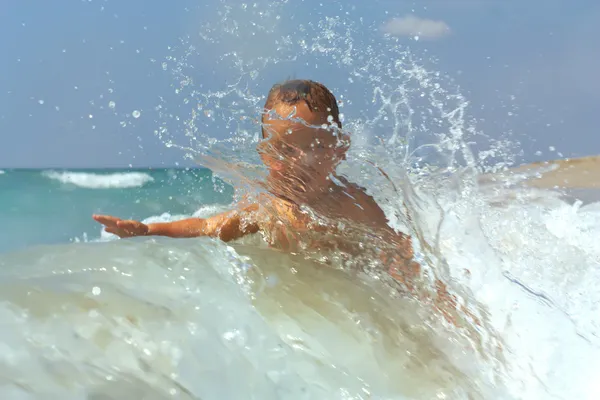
[0, 168, 233, 253]
[1, 164, 600, 399]
[3, 1, 600, 398]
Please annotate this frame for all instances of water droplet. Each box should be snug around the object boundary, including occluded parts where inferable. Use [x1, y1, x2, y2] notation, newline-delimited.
[92, 286, 101, 296]
[108, 101, 116, 109]
[38, 99, 44, 105]
[132, 110, 141, 118]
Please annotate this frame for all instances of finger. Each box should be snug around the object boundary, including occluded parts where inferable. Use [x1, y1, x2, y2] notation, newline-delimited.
[116, 220, 138, 230]
[93, 215, 120, 225]
[106, 227, 131, 238]
[104, 226, 120, 235]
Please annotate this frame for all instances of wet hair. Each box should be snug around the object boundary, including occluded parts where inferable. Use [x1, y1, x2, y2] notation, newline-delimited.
[261, 79, 341, 138]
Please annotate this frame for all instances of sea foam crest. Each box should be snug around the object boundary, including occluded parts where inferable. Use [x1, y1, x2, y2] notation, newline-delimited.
[43, 170, 154, 189]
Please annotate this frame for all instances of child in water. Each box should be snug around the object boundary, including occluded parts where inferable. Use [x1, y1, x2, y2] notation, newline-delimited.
[93, 80, 419, 288]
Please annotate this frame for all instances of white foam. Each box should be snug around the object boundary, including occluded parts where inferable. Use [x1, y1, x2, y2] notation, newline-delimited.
[43, 170, 154, 189]
[404, 181, 600, 400]
[0, 170, 5, 175]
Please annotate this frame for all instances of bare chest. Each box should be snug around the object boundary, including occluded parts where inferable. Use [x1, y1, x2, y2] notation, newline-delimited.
[257, 190, 386, 252]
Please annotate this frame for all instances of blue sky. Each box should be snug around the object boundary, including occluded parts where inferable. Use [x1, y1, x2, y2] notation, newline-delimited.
[1, 0, 599, 168]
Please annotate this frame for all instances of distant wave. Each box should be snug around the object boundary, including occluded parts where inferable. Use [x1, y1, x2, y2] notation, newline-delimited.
[43, 170, 154, 189]
[0, 170, 5, 175]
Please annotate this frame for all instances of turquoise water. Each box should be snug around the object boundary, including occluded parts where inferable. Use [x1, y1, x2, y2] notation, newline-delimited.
[0, 168, 233, 253]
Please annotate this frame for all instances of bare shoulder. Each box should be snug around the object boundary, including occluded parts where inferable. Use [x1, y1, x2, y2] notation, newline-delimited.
[235, 192, 284, 212]
[249, 192, 304, 223]
[335, 176, 389, 224]
[336, 176, 380, 207]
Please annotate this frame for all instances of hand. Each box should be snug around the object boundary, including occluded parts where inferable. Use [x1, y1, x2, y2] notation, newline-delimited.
[92, 214, 149, 238]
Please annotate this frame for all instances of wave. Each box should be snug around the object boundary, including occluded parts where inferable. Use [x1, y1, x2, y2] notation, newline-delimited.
[406, 177, 600, 399]
[0, 170, 5, 175]
[0, 238, 490, 399]
[43, 170, 154, 189]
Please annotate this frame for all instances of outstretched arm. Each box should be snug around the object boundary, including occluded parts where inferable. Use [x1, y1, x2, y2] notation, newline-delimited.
[93, 204, 260, 242]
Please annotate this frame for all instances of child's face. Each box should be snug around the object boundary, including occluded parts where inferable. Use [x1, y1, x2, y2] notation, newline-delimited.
[258, 102, 347, 179]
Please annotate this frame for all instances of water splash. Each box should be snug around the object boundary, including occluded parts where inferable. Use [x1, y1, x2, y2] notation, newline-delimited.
[137, 1, 600, 399]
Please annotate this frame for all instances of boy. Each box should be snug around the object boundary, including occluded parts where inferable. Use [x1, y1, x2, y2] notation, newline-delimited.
[93, 80, 419, 288]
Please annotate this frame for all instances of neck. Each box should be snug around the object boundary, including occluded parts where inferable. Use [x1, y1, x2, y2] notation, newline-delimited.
[266, 169, 338, 205]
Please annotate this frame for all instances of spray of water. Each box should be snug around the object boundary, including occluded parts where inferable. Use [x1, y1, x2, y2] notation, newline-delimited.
[144, 1, 600, 398]
[148, 0, 508, 391]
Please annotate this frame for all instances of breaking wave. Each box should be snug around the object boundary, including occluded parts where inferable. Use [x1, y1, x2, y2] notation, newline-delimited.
[43, 171, 154, 189]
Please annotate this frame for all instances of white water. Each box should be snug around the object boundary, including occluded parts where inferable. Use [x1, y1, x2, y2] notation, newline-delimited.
[0, 236, 492, 399]
[43, 171, 154, 189]
[411, 180, 600, 399]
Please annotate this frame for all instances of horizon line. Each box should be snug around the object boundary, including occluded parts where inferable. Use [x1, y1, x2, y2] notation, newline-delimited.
[0, 166, 209, 170]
